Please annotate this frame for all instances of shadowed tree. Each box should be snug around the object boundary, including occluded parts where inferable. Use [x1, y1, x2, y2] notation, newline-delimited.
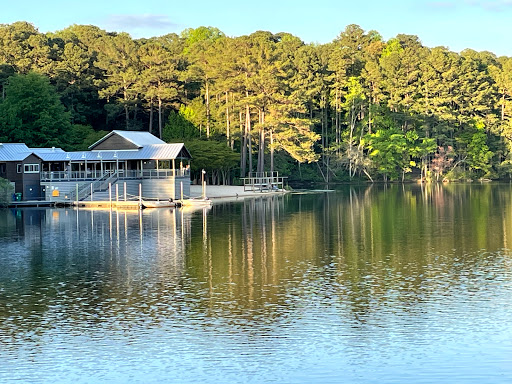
[0, 72, 71, 147]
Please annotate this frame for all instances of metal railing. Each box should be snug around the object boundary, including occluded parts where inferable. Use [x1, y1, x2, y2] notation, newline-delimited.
[247, 171, 281, 178]
[68, 172, 118, 201]
[241, 172, 287, 192]
[41, 170, 112, 181]
[41, 168, 190, 181]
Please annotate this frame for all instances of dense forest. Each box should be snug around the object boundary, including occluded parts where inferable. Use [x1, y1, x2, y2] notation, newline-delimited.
[1, 21, 512, 184]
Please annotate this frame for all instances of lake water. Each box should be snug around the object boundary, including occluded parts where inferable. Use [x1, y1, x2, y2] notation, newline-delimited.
[1, 183, 512, 383]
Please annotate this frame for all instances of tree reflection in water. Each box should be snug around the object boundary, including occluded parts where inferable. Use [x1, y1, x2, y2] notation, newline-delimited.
[1, 185, 512, 383]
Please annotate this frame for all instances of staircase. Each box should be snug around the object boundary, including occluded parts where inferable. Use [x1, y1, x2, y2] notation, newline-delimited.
[68, 172, 119, 201]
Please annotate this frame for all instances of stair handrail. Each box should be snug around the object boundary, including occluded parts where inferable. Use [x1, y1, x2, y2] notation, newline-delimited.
[97, 171, 119, 192]
[69, 172, 113, 201]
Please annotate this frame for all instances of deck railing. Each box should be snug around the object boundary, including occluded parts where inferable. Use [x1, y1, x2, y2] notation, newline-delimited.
[68, 172, 117, 202]
[41, 168, 190, 182]
[241, 172, 287, 192]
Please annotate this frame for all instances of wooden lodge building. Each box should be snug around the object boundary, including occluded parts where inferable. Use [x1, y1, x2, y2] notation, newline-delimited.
[0, 131, 192, 201]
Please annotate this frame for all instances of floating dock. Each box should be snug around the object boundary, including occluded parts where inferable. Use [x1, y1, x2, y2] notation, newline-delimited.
[73, 200, 179, 209]
[7, 200, 67, 208]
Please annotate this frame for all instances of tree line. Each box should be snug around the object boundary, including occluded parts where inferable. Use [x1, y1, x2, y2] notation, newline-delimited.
[1, 21, 512, 183]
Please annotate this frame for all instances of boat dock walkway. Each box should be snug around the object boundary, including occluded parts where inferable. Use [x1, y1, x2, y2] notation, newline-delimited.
[7, 200, 67, 208]
[6, 186, 288, 209]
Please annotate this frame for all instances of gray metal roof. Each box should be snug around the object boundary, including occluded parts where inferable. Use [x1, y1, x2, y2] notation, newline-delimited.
[36, 143, 191, 162]
[0, 143, 33, 161]
[0, 133, 190, 163]
[31, 147, 66, 160]
[32, 147, 65, 153]
[89, 130, 165, 149]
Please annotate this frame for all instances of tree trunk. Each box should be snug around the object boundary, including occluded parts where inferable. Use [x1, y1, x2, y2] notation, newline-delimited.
[205, 79, 210, 138]
[225, 91, 230, 147]
[241, 109, 247, 177]
[149, 99, 154, 134]
[246, 103, 252, 175]
[502, 92, 505, 121]
[230, 92, 235, 149]
[335, 87, 340, 154]
[123, 87, 129, 129]
[257, 109, 265, 174]
[124, 105, 129, 129]
[321, 97, 326, 172]
[270, 129, 274, 174]
[158, 96, 163, 139]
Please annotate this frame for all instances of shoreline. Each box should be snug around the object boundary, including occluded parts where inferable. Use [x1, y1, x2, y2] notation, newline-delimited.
[190, 185, 288, 201]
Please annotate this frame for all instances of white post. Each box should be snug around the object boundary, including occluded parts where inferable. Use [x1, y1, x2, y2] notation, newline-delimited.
[124, 182, 127, 201]
[90, 183, 93, 201]
[201, 169, 206, 199]
[180, 181, 183, 201]
[109, 183, 112, 208]
[139, 183, 142, 209]
[116, 183, 119, 203]
[76, 183, 79, 205]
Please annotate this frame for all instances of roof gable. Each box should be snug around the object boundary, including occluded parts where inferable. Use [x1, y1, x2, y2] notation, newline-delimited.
[89, 130, 165, 150]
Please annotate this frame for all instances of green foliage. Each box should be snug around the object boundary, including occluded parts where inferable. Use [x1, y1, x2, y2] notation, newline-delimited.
[183, 139, 239, 176]
[65, 125, 108, 151]
[367, 129, 407, 180]
[163, 106, 200, 141]
[382, 38, 403, 57]
[0, 21, 512, 183]
[467, 131, 493, 175]
[0, 72, 71, 147]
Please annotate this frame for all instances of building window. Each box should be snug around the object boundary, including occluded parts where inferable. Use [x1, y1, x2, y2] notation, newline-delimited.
[24, 164, 40, 173]
[16, 164, 22, 173]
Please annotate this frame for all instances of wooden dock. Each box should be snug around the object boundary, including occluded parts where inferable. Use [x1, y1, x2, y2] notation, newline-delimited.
[7, 200, 66, 208]
[73, 200, 179, 209]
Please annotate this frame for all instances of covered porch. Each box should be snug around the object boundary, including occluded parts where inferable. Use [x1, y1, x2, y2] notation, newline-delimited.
[39, 149, 191, 182]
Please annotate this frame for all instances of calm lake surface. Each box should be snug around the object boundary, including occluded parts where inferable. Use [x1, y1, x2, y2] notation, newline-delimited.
[1, 183, 512, 383]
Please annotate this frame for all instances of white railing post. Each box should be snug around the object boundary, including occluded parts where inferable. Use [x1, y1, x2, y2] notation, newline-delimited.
[139, 183, 142, 208]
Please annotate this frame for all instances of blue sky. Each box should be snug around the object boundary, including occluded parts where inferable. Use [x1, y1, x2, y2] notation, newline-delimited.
[3, 0, 512, 56]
